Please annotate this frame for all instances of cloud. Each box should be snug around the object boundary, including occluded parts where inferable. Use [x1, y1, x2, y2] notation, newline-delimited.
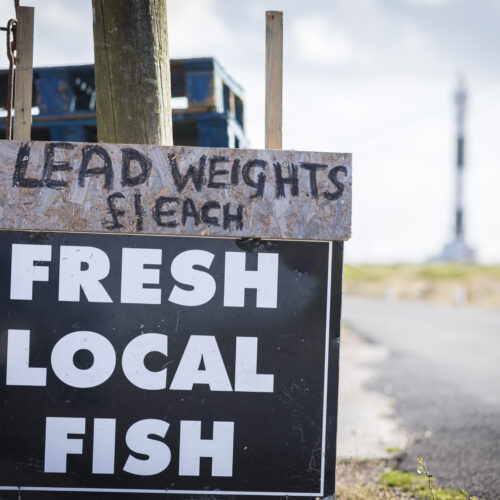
[292, 15, 355, 65]
[403, 0, 451, 5]
[0, 0, 94, 67]
[168, 0, 231, 58]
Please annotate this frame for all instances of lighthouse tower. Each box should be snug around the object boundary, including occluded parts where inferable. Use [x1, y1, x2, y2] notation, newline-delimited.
[435, 79, 475, 262]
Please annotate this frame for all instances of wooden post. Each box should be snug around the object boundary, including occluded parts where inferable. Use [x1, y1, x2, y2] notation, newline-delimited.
[265, 11, 283, 150]
[92, 0, 173, 145]
[13, 6, 34, 142]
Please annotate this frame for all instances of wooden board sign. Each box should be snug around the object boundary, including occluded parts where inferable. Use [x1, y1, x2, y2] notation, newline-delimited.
[0, 140, 351, 241]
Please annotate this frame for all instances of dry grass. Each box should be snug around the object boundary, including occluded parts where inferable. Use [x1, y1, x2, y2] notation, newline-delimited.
[336, 458, 481, 499]
[336, 480, 404, 499]
[343, 264, 500, 308]
[336, 459, 411, 499]
[336, 483, 403, 499]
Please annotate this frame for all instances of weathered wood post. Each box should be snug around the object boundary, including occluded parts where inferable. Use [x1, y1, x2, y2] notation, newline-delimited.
[92, 0, 173, 145]
[13, 6, 34, 141]
[265, 11, 283, 150]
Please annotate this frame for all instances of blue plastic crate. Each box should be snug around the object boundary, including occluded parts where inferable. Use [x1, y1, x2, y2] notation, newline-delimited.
[0, 58, 248, 148]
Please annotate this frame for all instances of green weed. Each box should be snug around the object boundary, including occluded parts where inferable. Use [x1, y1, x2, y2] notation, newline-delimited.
[386, 446, 402, 454]
[380, 468, 478, 500]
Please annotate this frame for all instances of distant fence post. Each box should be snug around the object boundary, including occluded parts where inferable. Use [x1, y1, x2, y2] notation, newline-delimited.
[13, 6, 34, 141]
[265, 10, 283, 150]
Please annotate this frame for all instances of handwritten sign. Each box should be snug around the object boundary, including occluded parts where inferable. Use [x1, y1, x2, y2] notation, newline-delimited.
[0, 140, 351, 241]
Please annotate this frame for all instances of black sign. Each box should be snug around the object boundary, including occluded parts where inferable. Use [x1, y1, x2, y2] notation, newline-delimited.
[0, 230, 342, 497]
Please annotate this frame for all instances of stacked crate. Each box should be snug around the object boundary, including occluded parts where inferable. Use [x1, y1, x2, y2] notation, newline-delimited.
[0, 57, 247, 148]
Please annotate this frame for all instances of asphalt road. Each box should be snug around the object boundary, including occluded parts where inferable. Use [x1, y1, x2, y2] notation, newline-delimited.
[342, 295, 500, 500]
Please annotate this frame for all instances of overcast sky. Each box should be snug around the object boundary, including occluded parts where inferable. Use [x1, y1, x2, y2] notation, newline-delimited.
[2, 0, 499, 263]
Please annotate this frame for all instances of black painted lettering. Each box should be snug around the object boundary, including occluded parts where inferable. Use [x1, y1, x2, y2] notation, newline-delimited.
[323, 166, 347, 201]
[242, 159, 267, 198]
[79, 145, 113, 190]
[231, 159, 240, 185]
[274, 162, 299, 198]
[208, 156, 229, 189]
[105, 192, 125, 229]
[42, 142, 75, 189]
[121, 148, 152, 187]
[182, 198, 201, 226]
[169, 153, 206, 192]
[301, 163, 327, 199]
[223, 203, 244, 230]
[12, 143, 42, 188]
[153, 196, 179, 227]
[201, 201, 221, 226]
[134, 193, 144, 232]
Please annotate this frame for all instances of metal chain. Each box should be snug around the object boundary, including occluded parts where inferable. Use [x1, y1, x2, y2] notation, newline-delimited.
[2, 1, 23, 139]
[1, 18, 17, 140]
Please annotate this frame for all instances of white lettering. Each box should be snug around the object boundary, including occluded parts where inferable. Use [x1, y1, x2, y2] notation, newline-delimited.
[179, 421, 234, 476]
[6, 329, 47, 386]
[170, 336, 232, 391]
[168, 250, 216, 306]
[51, 331, 116, 388]
[223, 252, 278, 308]
[234, 337, 274, 392]
[10, 244, 51, 300]
[123, 419, 171, 476]
[92, 418, 116, 474]
[121, 248, 162, 304]
[59, 246, 112, 302]
[122, 333, 168, 390]
[44, 417, 85, 473]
